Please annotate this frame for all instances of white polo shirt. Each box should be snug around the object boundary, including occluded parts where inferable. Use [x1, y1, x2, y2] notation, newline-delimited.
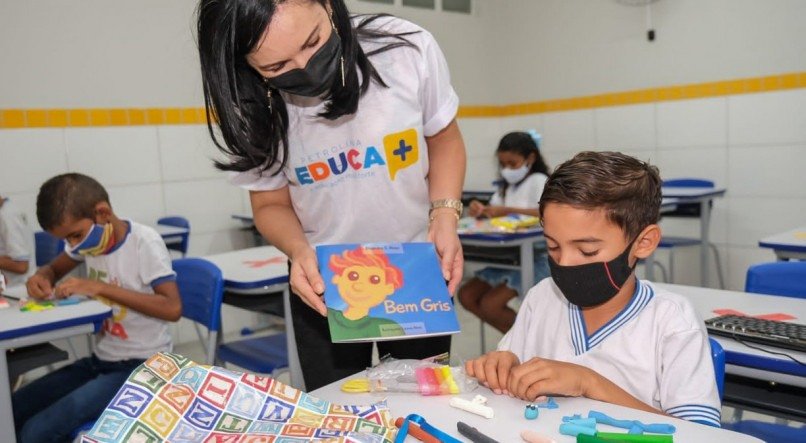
[489, 173, 548, 209]
[499, 278, 721, 427]
[0, 198, 35, 286]
[67, 221, 176, 361]
[230, 16, 459, 246]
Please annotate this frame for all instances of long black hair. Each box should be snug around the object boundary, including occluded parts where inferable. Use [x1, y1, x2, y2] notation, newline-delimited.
[196, 0, 418, 173]
[496, 131, 550, 198]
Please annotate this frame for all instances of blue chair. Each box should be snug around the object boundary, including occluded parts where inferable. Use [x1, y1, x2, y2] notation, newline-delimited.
[158, 216, 190, 257]
[34, 231, 65, 266]
[709, 338, 725, 401]
[656, 178, 725, 288]
[719, 263, 806, 441]
[174, 258, 224, 364]
[745, 262, 806, 299]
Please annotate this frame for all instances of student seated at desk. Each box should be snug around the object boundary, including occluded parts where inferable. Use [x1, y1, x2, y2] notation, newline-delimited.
[459, 131, 551, 333]
[13, 173, 182, 443]
[0, 194, 34, 287]
[466, 152, 721, 427]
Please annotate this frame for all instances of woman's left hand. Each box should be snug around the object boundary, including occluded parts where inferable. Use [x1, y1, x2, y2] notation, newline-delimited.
[428, 209, 464, 294]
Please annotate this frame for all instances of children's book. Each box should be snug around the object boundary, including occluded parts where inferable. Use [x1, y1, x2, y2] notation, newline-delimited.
[317, 242, 460, 343]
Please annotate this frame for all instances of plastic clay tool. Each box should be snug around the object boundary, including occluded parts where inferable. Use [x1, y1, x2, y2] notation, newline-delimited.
[449, 395, 494, 419]
[594, 433, 674, 442]
[589, 411, 675, 435]
[394, 414, 462, 443]
[394, 417, 441, 443]
[520, 430, 558, 443]
[457, 421, 500, 443]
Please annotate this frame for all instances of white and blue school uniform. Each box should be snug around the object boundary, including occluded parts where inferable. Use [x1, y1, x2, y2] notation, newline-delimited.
[474, 172, 550, 293]
[499, 278, 722, 427]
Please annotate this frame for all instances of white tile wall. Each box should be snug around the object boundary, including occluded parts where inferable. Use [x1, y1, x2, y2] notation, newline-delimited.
[163, 178, 246, 234]
[158, 125, 225, 182]
[728, 144, 806, 198]
[729, 89, 806, 147]
[595, 104, 655, 150]
[541, 109, 596, 152]
[0, 129, 67, 194]
[657, 97, 727, 149]
[65, 127, 162, 186]
[656, 146, 728, 186]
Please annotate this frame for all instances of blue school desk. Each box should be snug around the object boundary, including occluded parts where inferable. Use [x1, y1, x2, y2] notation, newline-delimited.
[312, 373, 762, 442]
[201, 246, 304, 390]
[153, 224, 189, 246]
[659, 282, 806, 421]
[459, 227, 545, 294]
[0, 286, 112, 443]
[657, 186, 727, 286]
[758, 227, 806, 261]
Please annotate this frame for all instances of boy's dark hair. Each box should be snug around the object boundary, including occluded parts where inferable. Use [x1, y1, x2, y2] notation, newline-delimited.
[539, 151, 662, 239]
[36, 173, 110, 230]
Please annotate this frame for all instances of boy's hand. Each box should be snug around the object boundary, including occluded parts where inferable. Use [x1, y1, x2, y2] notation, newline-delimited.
[465, 351, 520, 395]
[507, 357, 592, 401]
[468, 200, 485, 217]
[26, 274, 54, 299]
[54, 278, 101, 299]
[289, 246, 327, 316]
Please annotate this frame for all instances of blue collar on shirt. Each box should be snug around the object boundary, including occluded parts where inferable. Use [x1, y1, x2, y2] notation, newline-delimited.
[568, 279, 655, 355]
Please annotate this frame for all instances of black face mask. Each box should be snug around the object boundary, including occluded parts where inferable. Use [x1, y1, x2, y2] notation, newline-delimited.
[548, 240, 637, 308]
[266, 31, 342, 97]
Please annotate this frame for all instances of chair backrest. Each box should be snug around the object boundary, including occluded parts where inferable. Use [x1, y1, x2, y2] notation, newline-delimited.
[34, 231, 65, 267]
[662, 178, 715, 188]
[709, 337, 725, 401]
[173, 258, 223, 332]
[158, 216, 190, 256]
[661, 178, 716, 218]
[745, 262, 806, 299]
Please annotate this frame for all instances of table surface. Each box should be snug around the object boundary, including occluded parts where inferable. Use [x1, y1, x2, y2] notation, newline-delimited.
[758, 226, 806, 251]
[153, 224, 188, 236]
[311, 377, 762, 443]
[660, 186, 727, 199]
[202, 246, 289, 290]
[0, 285, 112, 340]
[656, 283, 806, 384]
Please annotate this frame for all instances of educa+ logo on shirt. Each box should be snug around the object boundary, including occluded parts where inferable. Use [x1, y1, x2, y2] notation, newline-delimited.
[87, 267, 129, 340]
[294, 128, 419, 186]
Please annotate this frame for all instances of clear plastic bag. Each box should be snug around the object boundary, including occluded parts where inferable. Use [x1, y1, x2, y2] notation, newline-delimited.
[343, 357, 478, 396]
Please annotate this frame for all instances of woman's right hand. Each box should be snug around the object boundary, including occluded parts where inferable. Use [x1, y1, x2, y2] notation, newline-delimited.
[468, 199, 485, 217]
[289, 246, 327, 316]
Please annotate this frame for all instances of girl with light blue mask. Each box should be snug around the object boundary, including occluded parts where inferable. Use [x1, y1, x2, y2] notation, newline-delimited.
[461, 130, 551, 333]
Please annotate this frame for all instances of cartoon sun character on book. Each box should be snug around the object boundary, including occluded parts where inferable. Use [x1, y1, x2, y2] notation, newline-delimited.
[328, 246, 406, 338]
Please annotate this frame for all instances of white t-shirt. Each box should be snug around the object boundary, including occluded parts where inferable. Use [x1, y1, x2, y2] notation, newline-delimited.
[499, 278, 721, 427]
[0, 198, 35, 286]
[230, 16, 459, 246]
[66, 221, 176, 361]
[489, 173, 548, 209]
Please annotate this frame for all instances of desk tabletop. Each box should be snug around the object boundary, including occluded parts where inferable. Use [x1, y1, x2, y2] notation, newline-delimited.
[312, 377, 761, 442]
[202, 246, 288, 290]
[758, 226, 806, 252]
[656, 283, 806, 382]
[153, 224, 188, 236]
[661, 186, 727, 199]
[0, 286, 111, 341]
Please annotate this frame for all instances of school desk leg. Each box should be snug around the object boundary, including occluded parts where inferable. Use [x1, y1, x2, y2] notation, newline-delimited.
[520, 241, 535, 291]
[700, 199, 711, 287]
[283, 287, 305, 391]
[645, 252, 656, 281]
[0, 347, 18, 443]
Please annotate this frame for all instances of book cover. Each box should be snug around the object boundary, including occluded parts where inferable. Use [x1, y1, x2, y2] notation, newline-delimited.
[317, 242, 460, 343]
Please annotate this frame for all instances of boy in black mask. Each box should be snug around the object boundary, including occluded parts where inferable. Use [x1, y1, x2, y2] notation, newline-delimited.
[466, 151, 721, 427]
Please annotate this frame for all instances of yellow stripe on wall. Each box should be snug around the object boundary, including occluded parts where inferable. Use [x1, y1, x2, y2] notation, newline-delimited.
[1, 72, 805, 129]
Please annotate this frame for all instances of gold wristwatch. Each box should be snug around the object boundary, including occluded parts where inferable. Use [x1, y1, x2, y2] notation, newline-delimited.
[429, 198, 463, 222]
